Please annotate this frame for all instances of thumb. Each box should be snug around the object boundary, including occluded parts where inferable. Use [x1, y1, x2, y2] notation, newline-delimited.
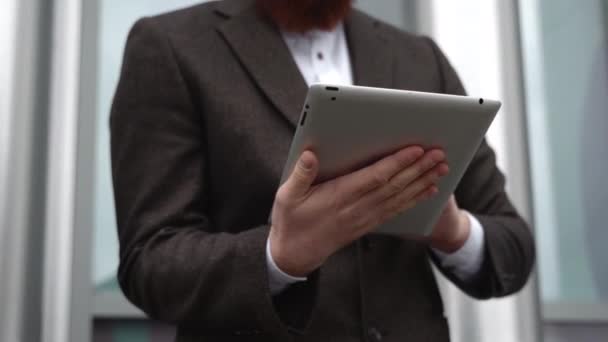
[284, 151, 319, 198]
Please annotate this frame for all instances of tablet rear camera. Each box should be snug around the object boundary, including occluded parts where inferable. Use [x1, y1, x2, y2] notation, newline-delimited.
[331, 97, 336, 101]
[479, 98, 484, 105]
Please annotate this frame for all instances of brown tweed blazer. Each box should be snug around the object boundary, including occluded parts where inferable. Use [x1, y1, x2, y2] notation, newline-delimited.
[110, 1, 535, 341]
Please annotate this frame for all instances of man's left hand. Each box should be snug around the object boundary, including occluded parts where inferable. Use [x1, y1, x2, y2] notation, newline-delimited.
[428, 195, 471, 253]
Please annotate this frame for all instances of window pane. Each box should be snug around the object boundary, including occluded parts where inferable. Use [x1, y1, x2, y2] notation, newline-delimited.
[520, 0, 608, 302]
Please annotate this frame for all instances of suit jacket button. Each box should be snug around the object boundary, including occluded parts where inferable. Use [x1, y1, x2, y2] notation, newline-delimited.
[367, 327, 383, 341]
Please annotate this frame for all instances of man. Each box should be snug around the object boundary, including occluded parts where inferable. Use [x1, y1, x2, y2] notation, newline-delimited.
[110, 0, 535, 341]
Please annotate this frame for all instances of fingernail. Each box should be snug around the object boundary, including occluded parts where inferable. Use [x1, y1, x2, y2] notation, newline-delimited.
[299, 153, 313, 170]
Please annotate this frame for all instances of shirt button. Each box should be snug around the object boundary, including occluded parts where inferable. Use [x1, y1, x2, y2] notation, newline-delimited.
[367, 327, 383, 341]
[317, 52, 324, 60]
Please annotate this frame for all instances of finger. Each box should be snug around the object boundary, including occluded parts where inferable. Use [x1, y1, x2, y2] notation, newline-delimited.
[355, 149, 447, 206]
[339, 146, 425, 199]
[358, 163, 449, 210]
[347, 185, 439, 239]
[380, 165, 446, 219]
[394, 162, 448, 202]
[386, 149, 446, 195]
[280, 151, 319, 200]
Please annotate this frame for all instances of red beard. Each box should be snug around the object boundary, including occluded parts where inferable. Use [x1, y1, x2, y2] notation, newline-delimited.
[257, 0, 354, 33]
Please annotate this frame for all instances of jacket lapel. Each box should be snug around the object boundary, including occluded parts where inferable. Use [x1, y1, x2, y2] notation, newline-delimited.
[215, 1, 395, 127]
[345, 11, 394, 88]
[216, 0, 308, 127]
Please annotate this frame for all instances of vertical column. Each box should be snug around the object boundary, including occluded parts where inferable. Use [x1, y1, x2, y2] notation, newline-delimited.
[0, 0, 54, 341]
[42, 0, 90, 341]
[0, 1, 22, 340]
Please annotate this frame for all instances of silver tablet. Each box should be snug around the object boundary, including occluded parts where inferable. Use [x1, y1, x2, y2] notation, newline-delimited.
[279, 84, 500, 237]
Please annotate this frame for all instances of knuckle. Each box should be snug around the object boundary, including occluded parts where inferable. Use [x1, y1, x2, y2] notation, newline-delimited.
[371, 171, 389, 187]
[395, 152, 413, 168]
[292, 169, 308, 183]
[275, 187, 292, 207]
[415, 162, 426, 175]
[420, 158, 434, 172]
[338, 206, 362, 226]
[336, 207, 350, 226]
[424, 172, 440, 185]
[339, 206, 355, 222]
[386, 179, 404, 194]
[331, 188, 349, 208]
[332, 197, 347, 214]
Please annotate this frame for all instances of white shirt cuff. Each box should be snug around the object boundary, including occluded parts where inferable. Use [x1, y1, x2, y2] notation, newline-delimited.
[266, 238, 307, 295]
[431, 211, 485, 282]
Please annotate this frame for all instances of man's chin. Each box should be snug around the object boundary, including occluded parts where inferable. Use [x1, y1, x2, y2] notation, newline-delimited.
[256, 0, 354, 33]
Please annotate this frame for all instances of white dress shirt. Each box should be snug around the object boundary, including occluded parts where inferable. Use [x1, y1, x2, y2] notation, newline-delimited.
[266, 23, 486, 295]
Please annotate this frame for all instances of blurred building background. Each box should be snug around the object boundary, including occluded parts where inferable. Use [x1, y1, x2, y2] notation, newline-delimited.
[1, 0, 606, 341]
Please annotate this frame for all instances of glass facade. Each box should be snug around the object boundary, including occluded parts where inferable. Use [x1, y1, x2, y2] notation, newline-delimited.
[520, 0, 608, 303]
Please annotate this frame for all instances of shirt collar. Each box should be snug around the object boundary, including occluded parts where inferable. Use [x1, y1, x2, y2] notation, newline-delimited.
[281, 22, 345, 50]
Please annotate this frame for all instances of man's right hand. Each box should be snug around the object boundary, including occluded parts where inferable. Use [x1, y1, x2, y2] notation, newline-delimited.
[269, 146, 449, 277]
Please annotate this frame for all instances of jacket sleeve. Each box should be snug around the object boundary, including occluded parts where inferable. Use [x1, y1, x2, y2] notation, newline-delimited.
[425, 37, 536, 298]
[110, 18, 315, 337]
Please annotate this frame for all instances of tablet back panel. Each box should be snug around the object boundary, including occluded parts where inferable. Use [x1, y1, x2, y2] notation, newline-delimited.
[280, 84, 500, 237]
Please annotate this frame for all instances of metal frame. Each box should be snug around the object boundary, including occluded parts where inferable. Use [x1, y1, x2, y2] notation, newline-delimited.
[495, 0, 543, 340]
[1, 0, 53, 341]
[544, 302, 608, 323]
[42, 0, 94, 341]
